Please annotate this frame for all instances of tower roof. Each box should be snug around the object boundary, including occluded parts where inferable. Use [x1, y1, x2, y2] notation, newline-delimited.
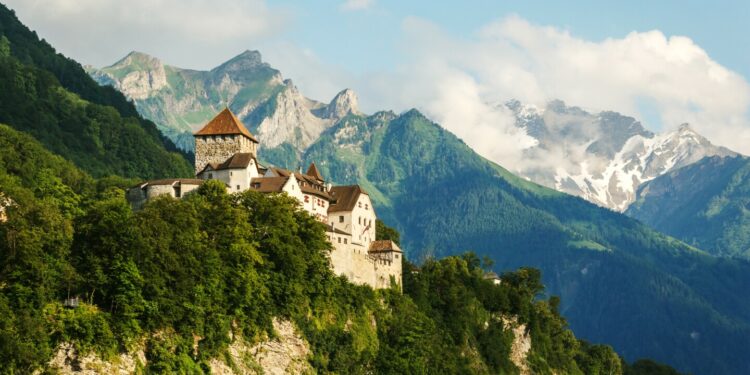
[306, 162, 324, 181]
[194, 108, 258, 142]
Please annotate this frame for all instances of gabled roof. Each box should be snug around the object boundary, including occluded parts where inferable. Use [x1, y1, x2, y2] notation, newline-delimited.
[369, 240, 402, 253]
[194, 108, 258, 142]
[328, 185, 368, 213]
[197, 153, 257, 175]
[306, 162, 324, 181]
[249, 177, 290, 193]
[218, 153, 256, 170]
[300, 184, 333, 200]
[271, 167, 326, 189]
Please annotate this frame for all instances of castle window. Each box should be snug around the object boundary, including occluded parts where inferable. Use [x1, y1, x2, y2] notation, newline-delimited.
[358, 202, 362, 208]
[344, 238, 347, 244]
[236, 185, 240, 190]
[365, 204, 368, 210]
[304, 195, 309, 203]
[395, 254, 399, 259]
[358, 217, 361, 224]
[339, 216, 344, 223]
[338, 237, 341, 243]
[230, 171, 233, 176]
[208, 173, 213, 179]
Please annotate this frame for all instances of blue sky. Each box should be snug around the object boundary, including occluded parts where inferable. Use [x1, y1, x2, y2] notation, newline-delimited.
[5, 0, 750, 159]
[270, 0, 750, 78]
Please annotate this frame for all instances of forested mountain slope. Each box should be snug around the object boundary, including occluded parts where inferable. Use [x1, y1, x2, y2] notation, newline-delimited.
[627, 155, 750, 259]
[0, 4, 192, 179]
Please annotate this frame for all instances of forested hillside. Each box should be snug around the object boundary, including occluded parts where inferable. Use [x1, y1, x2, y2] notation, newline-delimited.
[0, 124, 677, 374]
[0, 4, 192, 179]
[275, 110, 750, 375]
[627, 155, 750, 259]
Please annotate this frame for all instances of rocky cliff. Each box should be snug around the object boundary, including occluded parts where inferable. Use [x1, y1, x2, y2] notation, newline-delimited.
[507, 100, 737, 211]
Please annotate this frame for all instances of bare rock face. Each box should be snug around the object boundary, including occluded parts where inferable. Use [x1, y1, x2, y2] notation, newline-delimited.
[209, 318, 312, 375]
[255, 80, 334, 150]
[41, 342, 146, 375]
[95, 51, 168, 100]
[502, 316, 532, 375]
[323, 88, 360, 121]
[42, 318, 311, 375]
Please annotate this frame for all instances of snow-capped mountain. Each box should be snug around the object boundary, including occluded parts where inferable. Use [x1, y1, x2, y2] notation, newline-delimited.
[507, 100, 738, 211]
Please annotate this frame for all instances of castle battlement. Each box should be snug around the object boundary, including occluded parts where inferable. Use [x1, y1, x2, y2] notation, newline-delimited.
[127, 108, 402, 290]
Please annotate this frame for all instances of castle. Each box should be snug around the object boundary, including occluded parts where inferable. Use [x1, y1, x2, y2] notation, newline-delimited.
[127, 108, 402, 289]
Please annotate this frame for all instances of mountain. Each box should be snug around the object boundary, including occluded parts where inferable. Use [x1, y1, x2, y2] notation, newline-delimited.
[0, 121, 675, 374]
[0, 5, 191, 180]
[506, 100, 737, 211]
[89, 51, 750, 373]
[627, 155, 750, 259]
[88, 51, 359, 154]
[287, 110, 750, 375]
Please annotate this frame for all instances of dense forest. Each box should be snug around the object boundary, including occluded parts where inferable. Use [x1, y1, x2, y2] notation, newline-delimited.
[0, 4, 192, 179]
[627, 155, 750, 259]
[0, 123, 680, 374]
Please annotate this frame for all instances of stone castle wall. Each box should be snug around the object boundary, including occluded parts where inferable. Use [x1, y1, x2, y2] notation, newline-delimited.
[328, 238, 401, 289]
[194, 135, 256, 175]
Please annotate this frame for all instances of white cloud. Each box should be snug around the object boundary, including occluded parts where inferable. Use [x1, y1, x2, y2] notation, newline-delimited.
[262, 43, 355, 103]
[4, 0, 288, 68]
[353, 15, 750, 166]
[340, 0, 374, 12]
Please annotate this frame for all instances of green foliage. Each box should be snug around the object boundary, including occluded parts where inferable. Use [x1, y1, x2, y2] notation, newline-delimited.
[627, 155, 750, 259]
[376, 219, 401, 245]
[0, 4, 192, 179]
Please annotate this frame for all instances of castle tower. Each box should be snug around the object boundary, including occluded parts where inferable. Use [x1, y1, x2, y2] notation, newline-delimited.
[193, 108, 259, 175]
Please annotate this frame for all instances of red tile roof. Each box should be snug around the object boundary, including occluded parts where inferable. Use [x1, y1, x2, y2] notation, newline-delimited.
[369, 240, 402, 253]
[194, 108, 258, 142]
[306, 162, 324, 181]
[249, 177, 290, 193]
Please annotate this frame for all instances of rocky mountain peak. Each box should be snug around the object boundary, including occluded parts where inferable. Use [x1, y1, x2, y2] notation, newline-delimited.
[113, 51, 163, 69]
[212, 50, 266, 74]
[93, 51, 167, 100]
[324, 88, 360, 120]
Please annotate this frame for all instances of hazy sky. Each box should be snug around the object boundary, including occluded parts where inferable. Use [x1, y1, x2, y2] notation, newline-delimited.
[5, 0, 750, 160]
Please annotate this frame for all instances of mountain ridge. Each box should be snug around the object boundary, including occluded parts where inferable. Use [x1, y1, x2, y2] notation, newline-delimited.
[506, 100, 738, 211]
